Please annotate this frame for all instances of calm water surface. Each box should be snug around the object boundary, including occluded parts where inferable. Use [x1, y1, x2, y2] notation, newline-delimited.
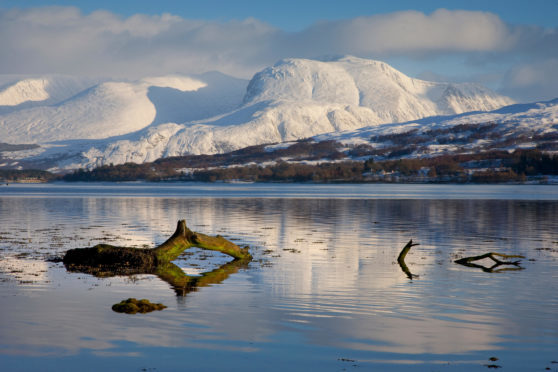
[1, 183, 557, 371]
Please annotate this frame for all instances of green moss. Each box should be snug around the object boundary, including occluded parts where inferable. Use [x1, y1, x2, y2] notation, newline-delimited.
[190, 232, 252, 260]
[154, 241, 193, 262]
[111, 298, 167, 314]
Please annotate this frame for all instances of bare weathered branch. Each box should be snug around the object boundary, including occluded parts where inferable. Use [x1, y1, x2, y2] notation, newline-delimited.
[397, 240, 420, 279]
[454, 252, 525, 272]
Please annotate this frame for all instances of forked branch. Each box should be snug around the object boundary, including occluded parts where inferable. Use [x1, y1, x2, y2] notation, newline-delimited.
[454, 252, 525, 273]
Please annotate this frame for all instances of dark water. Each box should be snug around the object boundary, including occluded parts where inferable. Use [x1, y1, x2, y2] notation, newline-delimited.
[0, 184, 557, 371]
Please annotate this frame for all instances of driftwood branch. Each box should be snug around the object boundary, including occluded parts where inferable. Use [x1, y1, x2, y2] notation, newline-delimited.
[454, 252, 525, 273]
[62, 219, 251, 295]
[397, 239, 420, 279]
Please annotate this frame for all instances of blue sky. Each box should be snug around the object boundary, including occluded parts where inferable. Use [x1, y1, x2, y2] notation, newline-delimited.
[1, 0, 557, 101]
[2, 0, 557, 30]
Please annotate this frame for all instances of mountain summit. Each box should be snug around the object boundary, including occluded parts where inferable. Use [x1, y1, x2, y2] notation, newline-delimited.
[244, 56, 512, 122]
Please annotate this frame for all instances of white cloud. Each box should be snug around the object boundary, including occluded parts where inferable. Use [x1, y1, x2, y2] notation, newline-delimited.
[0, 7, 279, 78]
[294, 9, 512, 56]
[501, 59, 558, 102]
[0, 7, 557, 101]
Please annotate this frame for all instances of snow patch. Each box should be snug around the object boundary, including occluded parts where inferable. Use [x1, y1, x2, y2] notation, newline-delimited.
[141, 75, 206, 92]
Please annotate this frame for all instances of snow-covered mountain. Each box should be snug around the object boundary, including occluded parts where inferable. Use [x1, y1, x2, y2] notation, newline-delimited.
[0, 73, 246, 143]
[0, 56, 517, 171]
[244, 57, 511, 122]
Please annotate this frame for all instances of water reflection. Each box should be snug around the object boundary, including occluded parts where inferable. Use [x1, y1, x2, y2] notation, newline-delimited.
[1, 190, 558, 370]
[65, 256, 250, 296]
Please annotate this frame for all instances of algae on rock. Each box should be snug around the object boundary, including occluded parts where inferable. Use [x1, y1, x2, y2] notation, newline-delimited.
[112, 298, 167, 314]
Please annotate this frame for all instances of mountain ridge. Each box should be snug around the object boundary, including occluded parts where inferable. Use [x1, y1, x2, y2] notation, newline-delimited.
[0, 56, 532, 171]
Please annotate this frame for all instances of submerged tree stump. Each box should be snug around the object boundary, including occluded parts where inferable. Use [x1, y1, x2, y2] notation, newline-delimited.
[64, 220, 250, 269]
[63, 220, 252, 295]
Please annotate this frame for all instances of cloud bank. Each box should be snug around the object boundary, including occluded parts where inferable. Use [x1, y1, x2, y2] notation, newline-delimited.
[0, 7, 557, 102]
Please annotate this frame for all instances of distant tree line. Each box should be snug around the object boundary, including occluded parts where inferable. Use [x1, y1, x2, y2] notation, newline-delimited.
[193, 161, 366, 182]
[0, 169, 55, 182]
[61, 148, 558, 183]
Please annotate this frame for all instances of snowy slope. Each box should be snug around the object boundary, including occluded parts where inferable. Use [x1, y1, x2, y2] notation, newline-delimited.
[71, 98, 555, 170]
[317, 99, 558, 142]
[147, 71, 248, 126]
[0, 56, 519, 170]
[2, 82, 157, 143]
[0, 78, 51, 106]
[24, 97, 552, 173]
[69, 100, 382, 168]
[314, 98, 558, 158]
[0, 75, 213, 143]
[0, 75, 102, 112]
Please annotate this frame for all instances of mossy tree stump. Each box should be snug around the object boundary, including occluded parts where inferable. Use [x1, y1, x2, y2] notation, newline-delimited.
[63, 220, 252, 295]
